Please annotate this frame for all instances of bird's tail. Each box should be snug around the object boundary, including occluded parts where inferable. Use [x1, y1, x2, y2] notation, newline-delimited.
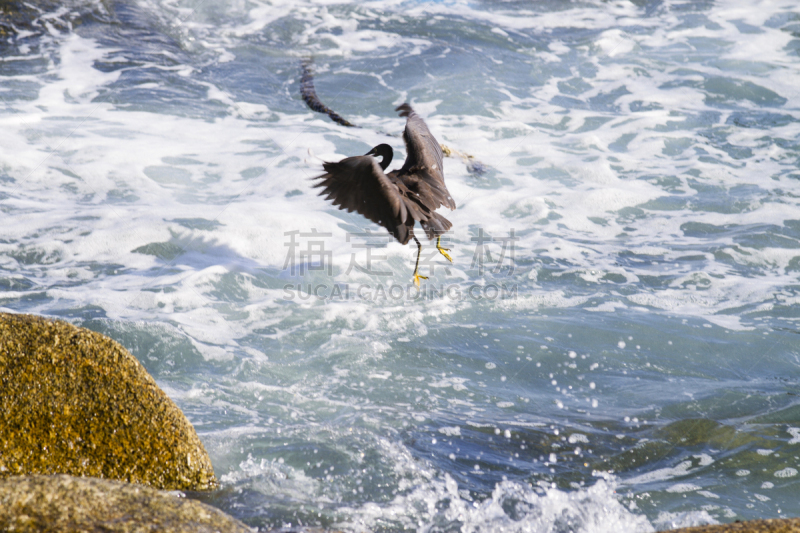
[421, 212, 452, 240]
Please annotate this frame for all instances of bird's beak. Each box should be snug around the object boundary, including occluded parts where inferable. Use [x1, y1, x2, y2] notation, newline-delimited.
[365, 148, 377, 157]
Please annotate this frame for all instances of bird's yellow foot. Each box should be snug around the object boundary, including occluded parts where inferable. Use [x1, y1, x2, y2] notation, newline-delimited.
[436, 236, 453, 263]
[413, 272, 428, 287]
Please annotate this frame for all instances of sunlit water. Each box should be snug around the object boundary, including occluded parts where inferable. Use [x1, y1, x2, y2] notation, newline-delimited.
[2, 0, 800, 531]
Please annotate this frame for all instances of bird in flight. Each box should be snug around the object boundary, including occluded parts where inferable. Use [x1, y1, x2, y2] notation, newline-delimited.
[313, 104, 455, 286]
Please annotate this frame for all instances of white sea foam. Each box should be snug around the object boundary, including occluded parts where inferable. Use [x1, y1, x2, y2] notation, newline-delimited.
[774, 468, 798, 478]
[667, 483, 701, 493]
[339, 468, 653, 533]
[624, 460, 695, 486]
[3, 0, 800, 527]
[655, 510, 719, 530]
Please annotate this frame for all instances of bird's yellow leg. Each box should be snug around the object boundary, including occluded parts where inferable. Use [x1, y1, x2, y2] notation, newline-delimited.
[413, 237, 428, 287]
[436, 235, 453, 263]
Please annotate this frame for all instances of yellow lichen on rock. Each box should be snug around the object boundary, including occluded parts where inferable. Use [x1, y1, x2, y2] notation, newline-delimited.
[666, 518, 800, 533]
[0, 313, 216, 491]
[0, 475, 250, 533]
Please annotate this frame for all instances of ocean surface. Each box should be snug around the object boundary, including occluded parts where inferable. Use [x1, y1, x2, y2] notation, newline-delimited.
[3, 0, 800, 531]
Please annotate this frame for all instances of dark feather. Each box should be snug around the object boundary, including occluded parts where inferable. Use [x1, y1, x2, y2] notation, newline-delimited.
[421, 211, 452, 240]
[395, 104, 456, 210]
[313, 155, 413, 243]
[312, 104, 455, 248]
[300, 61, 357, 127]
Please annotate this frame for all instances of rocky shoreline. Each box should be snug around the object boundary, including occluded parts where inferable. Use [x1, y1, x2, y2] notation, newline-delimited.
[0, 312, 250, 531]
[1, 311, 798, 532]
[0, 312, 215, 491]
[0, 475, 251, 533]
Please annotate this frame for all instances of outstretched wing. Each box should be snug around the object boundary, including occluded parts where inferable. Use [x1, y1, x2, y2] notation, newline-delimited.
[313, 155, 413, 243]
[396, 103, 456, 211]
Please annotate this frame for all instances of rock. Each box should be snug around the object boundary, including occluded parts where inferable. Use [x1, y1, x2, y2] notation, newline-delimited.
[0, 475, 251, 533]
[0, 312, 216, 491]
[667, 518, 800, 532]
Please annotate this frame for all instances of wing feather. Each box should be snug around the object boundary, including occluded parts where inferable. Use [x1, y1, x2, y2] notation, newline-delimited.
[313, 155, 412, 242]
[395, 104, 456, 210]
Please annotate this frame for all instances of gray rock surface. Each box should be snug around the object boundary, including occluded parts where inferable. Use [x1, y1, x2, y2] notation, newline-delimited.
[0, 475, 251, 533]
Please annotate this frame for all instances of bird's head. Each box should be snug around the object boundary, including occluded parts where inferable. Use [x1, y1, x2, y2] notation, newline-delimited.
[366, 144, 394, 171]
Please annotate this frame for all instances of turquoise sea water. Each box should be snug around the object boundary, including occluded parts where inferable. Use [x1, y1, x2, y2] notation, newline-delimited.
[3, 0, 800, 530]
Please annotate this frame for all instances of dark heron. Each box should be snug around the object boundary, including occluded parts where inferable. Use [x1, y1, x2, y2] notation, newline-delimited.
[313, 104, 456, 286]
